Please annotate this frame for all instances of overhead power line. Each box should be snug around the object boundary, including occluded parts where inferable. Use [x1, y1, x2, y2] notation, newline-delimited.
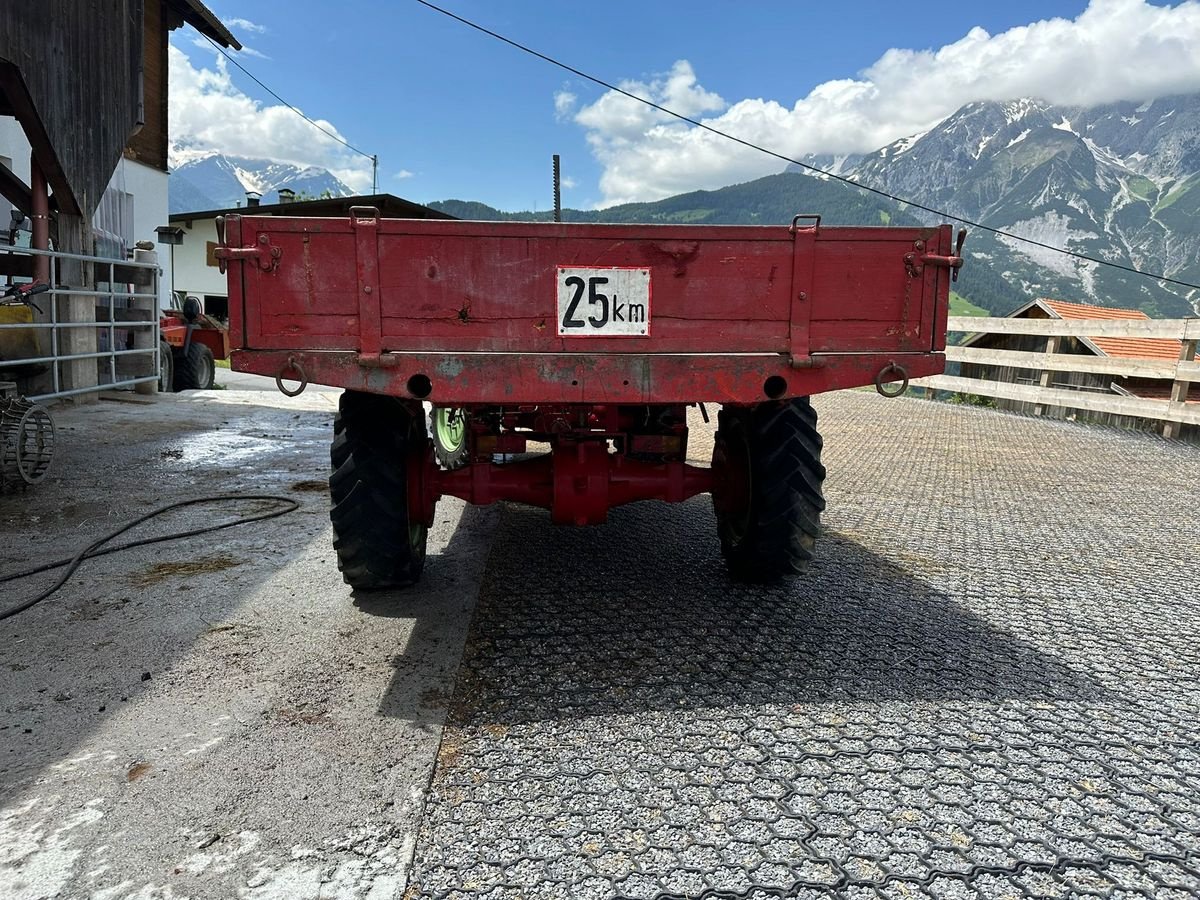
[199, 34, 378, 191]
[414, 0, 1200, 294]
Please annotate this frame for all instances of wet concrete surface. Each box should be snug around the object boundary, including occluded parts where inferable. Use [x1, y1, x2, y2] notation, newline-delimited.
[0, 388, 496, 899]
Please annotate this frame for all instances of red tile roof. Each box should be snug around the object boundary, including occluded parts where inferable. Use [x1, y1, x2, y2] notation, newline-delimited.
[1119, 383, 1198, 404]
[1038, 299, 1184, 361]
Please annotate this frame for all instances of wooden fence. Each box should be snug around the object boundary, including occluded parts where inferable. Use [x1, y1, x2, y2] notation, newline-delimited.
[911, 316, 1200, 439]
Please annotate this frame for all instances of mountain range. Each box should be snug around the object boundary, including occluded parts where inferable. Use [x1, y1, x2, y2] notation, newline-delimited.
[166, 91, 1200, 318]
[794, 93, 1199, 318]
[432, 93, 1200, 318]
[168, 153, 353, 212]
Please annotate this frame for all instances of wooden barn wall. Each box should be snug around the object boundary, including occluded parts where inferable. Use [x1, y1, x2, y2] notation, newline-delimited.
[126, 0, 166, 171]
[0, 0, 145, 217]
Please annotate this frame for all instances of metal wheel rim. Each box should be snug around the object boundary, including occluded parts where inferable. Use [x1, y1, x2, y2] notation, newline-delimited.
[434, 408, 465, 452]
[13, 405, 55, 485]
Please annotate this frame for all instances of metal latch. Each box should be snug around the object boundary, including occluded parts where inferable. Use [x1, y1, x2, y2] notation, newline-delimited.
[904, 228, 967, 282]
[213, 216, 282, 275]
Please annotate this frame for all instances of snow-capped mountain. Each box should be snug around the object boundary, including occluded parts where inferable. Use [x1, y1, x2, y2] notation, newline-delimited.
[168, 152, 353, 213]
[790, 93, 1200, 317]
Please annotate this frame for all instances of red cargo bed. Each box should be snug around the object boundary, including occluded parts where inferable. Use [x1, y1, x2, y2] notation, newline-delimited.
[224, 210, 954, 403]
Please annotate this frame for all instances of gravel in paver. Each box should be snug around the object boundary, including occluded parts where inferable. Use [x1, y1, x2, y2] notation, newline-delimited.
[408, 392, 1200, 899]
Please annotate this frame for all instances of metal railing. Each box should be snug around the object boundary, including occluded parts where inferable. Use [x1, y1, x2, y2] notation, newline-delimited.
[913, 315, 1200, 439]
[0, 244, 160, 402]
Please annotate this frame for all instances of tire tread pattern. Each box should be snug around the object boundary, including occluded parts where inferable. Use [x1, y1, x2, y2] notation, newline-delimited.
[329, 392, 426, 590]
[717, 398, 827, 582]
[173, 342, 214, 391]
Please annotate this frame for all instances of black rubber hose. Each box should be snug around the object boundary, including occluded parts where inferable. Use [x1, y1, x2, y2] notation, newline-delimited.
[0, 494, 300, 621]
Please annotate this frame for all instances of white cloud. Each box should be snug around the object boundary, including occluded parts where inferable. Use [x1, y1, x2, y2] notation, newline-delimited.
[168, 44, 373, 191]
[394, 169, 415, 180]
[554, 90, 577, 121]
[570, 0, 1200, 206]
[191, 34, 270, 60]
[226, 17, 267, 34]
[560, 175, 577, 190]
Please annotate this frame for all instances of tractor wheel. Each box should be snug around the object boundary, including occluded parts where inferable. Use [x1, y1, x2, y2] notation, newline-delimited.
[157, 340, 174, 393]
[173, 341, 215, 391]
[430, 406, 469, 470]
[711, 398, 826, 582]
[330, 391, 429, 591]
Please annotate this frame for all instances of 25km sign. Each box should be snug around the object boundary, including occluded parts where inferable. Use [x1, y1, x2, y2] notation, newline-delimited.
[556, 267, 651, 337]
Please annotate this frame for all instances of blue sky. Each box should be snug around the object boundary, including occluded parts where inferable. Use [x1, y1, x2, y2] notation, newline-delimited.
[171, 1, 1200, 210]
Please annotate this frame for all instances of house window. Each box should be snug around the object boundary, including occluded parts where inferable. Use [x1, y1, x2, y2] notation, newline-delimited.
[205, 295, 228, 321]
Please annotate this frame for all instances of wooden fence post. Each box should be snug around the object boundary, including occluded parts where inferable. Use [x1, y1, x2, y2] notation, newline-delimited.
[1163, 337, 1196, 440]
[1033, 335, 1060, 417]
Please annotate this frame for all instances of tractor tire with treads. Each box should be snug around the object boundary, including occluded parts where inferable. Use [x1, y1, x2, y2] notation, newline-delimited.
[330, 391, 428, 591]
[430, 406, 470, 470]
[173, 341, 215, 391]
[157, 340, 174, 393]
[712, 398, 826, 582]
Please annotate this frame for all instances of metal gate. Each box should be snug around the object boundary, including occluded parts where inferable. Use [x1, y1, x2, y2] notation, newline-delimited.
[0, 243, 160, 401]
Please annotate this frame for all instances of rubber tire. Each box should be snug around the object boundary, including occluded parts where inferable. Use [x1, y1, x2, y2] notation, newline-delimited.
[430, 407, 469, 470]
[157, 340, 174, 393]
[173, 341, 215, 391]
[330, 391, 428, 591]
[712, 398, 826, 582]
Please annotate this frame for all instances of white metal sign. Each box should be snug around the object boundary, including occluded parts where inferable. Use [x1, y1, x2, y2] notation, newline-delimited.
[556, 267, 651, 337]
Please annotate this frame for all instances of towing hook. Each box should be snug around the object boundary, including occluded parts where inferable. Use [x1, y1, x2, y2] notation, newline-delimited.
[875, 362, 909, 398]
[276, 356, 308, 397]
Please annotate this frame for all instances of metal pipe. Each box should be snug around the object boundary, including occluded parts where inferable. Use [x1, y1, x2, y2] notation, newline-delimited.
[29, 375, 158, 402]
[552, 155, 561, 223]
[30, 155, 49, 282]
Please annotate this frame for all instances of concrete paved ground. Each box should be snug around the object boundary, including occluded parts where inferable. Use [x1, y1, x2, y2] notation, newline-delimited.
[0, 387, 495, 899]
[2, 388, 1199, 899]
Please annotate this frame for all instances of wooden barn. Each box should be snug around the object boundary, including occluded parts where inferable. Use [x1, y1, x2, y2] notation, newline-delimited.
[959, 298, 1198, 439]
[0, 1, 239, 400]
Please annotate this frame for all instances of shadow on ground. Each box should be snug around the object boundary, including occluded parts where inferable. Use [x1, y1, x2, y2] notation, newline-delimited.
[426, 500, 1102, 727]
[0, 396, 337, 805]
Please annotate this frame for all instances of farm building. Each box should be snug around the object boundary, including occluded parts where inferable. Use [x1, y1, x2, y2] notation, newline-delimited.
[168, 192, 451, 321]
[958, 298, 1197, 438]
[0, 1, 239, 401]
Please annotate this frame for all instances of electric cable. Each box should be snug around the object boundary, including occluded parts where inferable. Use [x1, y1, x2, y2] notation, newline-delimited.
[414, 0, 1200, 293]
[0, 494, 300, 622]
[199, 34, 375, 162]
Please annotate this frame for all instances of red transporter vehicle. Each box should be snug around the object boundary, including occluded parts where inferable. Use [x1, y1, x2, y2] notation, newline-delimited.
[219, 210, 961, 589]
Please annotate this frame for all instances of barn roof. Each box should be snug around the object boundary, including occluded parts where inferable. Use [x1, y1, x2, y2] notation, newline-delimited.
[972, 297, 1186, 361]
[170, 0, 242, 50]
[1037, 299, 1184, 361]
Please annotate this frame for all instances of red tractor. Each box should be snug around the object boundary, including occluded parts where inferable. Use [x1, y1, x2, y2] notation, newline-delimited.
[158, 297, 229, 392]
[220, 210, 960, 588]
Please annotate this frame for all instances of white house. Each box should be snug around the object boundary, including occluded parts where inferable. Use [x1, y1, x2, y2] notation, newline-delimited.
[170, 192, 452, 319]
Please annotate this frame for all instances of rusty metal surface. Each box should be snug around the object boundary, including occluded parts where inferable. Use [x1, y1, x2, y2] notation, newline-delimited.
[406, 392, 1200, 899]
[226, 216, 953, 403]
[230, 349, 946, 406]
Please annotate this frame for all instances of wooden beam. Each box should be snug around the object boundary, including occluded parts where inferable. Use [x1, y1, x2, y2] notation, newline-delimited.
[945, 346, 1200, 382]
[1033, 336, 1060, 417]
[1164, 339, 1198, 440]
[0, 62, 81, 216]
[0, 163, 31, 216]
[911, 374, 1200, 427]
[948, 315, 1200, 340]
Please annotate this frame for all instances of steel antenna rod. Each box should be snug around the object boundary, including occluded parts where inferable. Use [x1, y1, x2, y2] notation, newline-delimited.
[552, 154, 561, 223]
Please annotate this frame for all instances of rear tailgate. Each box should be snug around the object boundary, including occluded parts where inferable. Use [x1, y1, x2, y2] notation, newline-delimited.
[225, 212, 953, 402]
